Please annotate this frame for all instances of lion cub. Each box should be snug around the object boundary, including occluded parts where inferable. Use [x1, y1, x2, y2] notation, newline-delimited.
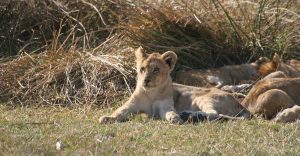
[242, 71, 300, 122]
[174, 57, 268, 88]
[99, 47, 247, 124]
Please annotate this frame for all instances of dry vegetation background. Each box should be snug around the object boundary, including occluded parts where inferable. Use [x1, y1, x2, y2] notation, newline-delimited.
[0, 0, 300, 106]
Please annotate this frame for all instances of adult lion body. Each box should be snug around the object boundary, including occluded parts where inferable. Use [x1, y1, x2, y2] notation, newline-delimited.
[242, 54, 300, 122]
[242, 71, 300, 122]
[99, 47, 247, 124]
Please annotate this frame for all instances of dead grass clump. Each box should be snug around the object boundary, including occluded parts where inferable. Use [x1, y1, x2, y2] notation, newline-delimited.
[0, 33, 135, 106]
[123, 6, 228, 68]
[122, 0, 300, 68]
[0, 0, 121, 57]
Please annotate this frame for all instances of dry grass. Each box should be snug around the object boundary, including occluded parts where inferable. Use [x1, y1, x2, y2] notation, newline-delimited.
[0, 0, 300, 106]
[0, 0, 135, 106]
[0, 33, 135, 106]
[123, 0, 300, 68]
[0, 0, 120, 56]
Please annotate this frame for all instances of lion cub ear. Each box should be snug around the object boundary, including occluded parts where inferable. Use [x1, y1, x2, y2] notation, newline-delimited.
[135, 46, 148, 66]
[255, 57, 269, 65]
[272, 53, 281, 65]
[161, 51, 177, 71]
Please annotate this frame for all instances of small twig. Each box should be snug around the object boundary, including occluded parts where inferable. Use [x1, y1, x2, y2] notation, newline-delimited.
[25, 122, 55, 125]
[51, 0, 90, 48]
[193, 14, 202, 24]
[80, 0, 108, 26]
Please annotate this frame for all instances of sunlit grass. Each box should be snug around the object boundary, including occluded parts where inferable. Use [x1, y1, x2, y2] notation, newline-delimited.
[0, 105, 299, 155]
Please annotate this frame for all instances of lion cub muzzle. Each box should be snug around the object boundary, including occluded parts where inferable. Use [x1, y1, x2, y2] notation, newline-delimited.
[140, 61, 164, 89]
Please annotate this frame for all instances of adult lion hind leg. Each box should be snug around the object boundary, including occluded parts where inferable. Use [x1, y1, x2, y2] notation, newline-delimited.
[250, 89, 295, 119]
[274, 105, 300, 122]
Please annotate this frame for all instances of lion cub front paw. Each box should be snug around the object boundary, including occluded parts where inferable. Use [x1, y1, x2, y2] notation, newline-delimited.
[99, 116, 116, 124]
[168, 115, 183, 125]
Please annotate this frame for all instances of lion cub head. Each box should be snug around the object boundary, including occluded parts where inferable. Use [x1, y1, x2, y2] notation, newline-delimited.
[135, 47, 177, 90]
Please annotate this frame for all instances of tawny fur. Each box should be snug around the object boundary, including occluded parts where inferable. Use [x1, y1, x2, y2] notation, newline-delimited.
[258, 53, 300, 77]
[242, 71, 300, 122]
[99, 47, 248, 124]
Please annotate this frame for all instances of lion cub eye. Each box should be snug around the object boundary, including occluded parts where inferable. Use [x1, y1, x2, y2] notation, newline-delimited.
[140, 67, 145, 73]
[153, 67, 160, 73]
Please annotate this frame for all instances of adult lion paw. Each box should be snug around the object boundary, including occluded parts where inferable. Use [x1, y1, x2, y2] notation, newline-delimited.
[179, 111, 193, 122]
[179, 111, 207, 123]
[274, 105, 300, 123]
[99, 116, 116, 124]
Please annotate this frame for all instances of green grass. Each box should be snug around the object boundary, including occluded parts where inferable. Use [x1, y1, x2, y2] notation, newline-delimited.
[0, 105, 299, 155]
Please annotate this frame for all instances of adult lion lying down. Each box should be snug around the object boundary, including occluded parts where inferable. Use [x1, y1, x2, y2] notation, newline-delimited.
[221, 53, 300, 95]
[174, 57, 268, 88]
[99, 47, 248, 124]
[242, 71, 300, 122]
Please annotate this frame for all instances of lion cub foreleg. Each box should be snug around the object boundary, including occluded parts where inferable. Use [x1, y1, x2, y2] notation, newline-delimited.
[99, 96, 183, 124]
[99, 96, 142, 124]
